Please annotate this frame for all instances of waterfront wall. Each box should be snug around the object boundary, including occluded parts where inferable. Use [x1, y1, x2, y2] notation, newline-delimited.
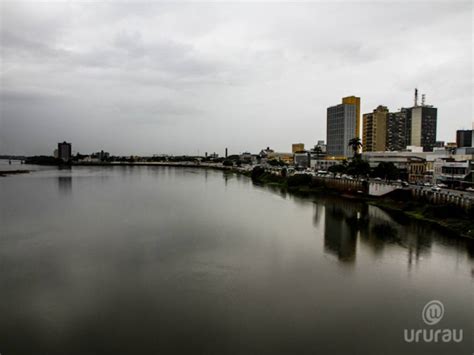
[312, 177, 400, 197]
[368, 182, 400, 196]
[312, 176, 365, 194]
[411, 188, 473, 211]
[313, 176, 473, 210]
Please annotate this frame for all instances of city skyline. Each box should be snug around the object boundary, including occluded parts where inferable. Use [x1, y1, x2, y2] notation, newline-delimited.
[1, 1, 472, 156]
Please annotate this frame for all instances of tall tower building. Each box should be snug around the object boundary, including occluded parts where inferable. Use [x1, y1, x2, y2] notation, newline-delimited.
[410, 105, 437, 152]
[359, 90, 436, 153]
[386, 108, 410, 151]
[342, 96, 361, 138]
[362, 105, 388, 152]
[327, 96, 360, 157]
[456, 130, 473, 148]
[403, 89, 437, 152]
[58, 141, 72, 162]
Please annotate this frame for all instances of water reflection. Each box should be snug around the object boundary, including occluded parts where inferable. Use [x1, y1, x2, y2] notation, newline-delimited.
[223, 171, 230, 186]
[323, 202, 358, 263]
[317, 195, 473, 270]
[57, 176, 72, 195]
[313, 203, 323, 226]
[467, 242, 474, 260]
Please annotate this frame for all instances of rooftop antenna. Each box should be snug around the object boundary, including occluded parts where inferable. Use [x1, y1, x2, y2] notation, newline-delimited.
[421, 94, 426, 106]
[414, 88, 418, 107]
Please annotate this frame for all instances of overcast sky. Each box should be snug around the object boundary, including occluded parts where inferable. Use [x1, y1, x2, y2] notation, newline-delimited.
[1, 0, 472, 156]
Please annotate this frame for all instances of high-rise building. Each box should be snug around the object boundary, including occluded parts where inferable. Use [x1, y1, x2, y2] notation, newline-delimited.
[58, 141, 72, 162]
[360, 91, 437, 153]
[386, 108, 410, 151]
[410, 105, 437, 152]
[404, 107, 413, 148]
[456, 130, 473, 148]
[342, 96, 361, 138]
[292, 143, 305, 153]
[363, 105, 411, 152]
[362, 105, 388, 152]
[327, 96, 360, 157]
[402, 89, 437, 152]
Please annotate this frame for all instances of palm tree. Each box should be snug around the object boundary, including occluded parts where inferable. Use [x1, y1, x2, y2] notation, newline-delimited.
[348, 137, 362, 157]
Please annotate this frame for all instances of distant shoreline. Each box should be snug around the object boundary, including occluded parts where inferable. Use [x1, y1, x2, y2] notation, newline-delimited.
[73, 161, 232, 169]
[0, 170, 31, 177]
[24, 160, 246, 172]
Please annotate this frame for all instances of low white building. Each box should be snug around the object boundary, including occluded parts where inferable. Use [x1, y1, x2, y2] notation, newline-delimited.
[433, 159, 473, 187]
[310, 158, 342, 171]
[362, 150, 452, 182]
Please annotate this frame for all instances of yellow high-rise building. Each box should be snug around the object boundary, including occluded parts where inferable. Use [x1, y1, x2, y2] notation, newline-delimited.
[342, 96, 361, 139]
[362, 105, 389, 152]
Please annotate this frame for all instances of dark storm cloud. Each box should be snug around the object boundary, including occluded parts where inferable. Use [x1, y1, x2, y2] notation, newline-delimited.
[0, 0, 472, 156]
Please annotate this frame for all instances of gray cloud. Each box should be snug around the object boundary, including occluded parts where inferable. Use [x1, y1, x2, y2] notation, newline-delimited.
[0, 1, 472, 156]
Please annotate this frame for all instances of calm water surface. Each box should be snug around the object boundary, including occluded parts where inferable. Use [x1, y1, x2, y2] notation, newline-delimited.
[1, 162, 473, 354]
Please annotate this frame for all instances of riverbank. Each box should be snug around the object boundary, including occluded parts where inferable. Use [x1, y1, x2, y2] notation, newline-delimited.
[248, 168, 474, 239]
[0, 170, 30, 177]
[368, 198, 474, 239]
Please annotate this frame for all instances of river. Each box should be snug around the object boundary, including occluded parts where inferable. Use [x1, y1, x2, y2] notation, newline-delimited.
[0, 161, 473, 354]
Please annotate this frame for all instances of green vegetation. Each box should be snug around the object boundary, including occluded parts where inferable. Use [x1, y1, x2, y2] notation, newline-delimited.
[287, 174, 312, 187]
[371, 199, 474, 239]
[250, 166, 265, 181]
[328, 163, 347, 175]
[372, 162, 399, 180]
[251, 167, 329, 196]
[267, 159, 287, 167]
[251, 166, 287, 185]
[346, 156, 370, 177]
[348, 137, 362, 157]
[327, 156, 370, 178]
